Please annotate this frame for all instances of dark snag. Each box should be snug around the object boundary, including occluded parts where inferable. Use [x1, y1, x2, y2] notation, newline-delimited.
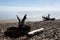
[4, 14, 31, 39]
[42, 14, 55, 21]
[17, 14, 27, 27]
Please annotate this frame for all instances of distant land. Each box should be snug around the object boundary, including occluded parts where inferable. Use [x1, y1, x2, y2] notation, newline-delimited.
[0, 18, 43, 23]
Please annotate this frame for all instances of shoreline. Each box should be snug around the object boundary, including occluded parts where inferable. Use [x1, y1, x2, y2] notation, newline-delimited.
[0, 18, 43, 23]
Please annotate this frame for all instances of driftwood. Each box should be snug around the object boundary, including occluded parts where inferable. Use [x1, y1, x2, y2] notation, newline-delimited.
[4, 14, 31, 38]
[27, 28, 44, 37]
[42, 14, 55, 21]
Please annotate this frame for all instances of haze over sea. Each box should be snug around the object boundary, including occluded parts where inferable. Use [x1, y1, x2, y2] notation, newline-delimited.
[0, 0, 60, 21]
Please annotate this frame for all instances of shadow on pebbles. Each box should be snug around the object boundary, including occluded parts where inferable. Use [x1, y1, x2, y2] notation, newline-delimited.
[0, 20, 60, 40]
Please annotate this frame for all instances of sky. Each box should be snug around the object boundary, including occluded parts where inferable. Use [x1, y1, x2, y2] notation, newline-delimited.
[0, 0, 60, 20]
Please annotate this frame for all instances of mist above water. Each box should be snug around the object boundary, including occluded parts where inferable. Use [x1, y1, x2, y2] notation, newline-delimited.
[0, 11, 60, 21]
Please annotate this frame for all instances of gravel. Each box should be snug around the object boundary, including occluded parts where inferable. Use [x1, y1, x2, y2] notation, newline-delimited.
[0, 20, 60, 40]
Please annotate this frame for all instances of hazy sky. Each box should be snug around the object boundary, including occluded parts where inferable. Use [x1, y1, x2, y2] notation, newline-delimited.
[0, 0, 60, 20]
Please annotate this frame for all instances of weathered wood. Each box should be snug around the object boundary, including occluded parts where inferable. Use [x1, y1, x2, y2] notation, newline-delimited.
[42, 14, 55, 21]
[4, 14, 31, 38]
[27, 28, 44, 37]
